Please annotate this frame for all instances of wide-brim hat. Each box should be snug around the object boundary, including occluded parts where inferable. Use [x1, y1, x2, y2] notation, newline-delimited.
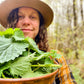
[0, 0, 53, 28]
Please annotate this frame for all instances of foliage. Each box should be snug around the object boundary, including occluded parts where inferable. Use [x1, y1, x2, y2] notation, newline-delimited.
[43, 0, 84, 83]
[69, 50, 84, 84]
[48, 25, 84, 84]
[0, 28, 61, 78]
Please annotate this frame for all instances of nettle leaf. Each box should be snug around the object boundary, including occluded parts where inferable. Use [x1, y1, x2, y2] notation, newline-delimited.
[0, 28, 62, 78]
[0, 62, 10, 77]
[25, 37, 43, 54]
[0, 36, 28, 63]
[35, 52, 51, 61]
[0, 36, 12, 53]
[22, 70, 48, 78]
[49, 50, 61, 59]
[10, 56, 33, 77]
[0, 28, 14, 38]
[44, 57, 54, 64]
[13, 29, 25, 41]
[43, 58, 56, 73]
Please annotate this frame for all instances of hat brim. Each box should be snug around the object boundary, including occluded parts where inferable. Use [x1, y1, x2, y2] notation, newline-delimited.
[0, 0, 53, 28]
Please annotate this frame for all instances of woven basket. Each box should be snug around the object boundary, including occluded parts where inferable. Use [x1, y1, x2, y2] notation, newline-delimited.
[0, 69, 58, 84]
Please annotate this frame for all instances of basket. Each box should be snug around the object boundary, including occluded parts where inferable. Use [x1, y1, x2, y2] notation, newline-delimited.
[0, 69, 58, 84]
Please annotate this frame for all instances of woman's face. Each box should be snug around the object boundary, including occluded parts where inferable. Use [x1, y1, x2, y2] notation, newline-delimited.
[16, 7, 40, 39]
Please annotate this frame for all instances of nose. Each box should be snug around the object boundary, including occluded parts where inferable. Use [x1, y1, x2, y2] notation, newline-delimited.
[22, 17, 31, 26]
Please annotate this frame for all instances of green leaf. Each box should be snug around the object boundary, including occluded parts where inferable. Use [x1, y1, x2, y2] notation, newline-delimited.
[0, 28, 21, 38]
[49, 50, 62, 59]
[13, 29, 25, 41]
[35, 52, 50, 61]
[10, 56, 33, 77]
[0, 28, 14, 37]
[0, 28, 62, 78]
[0, 36, 12, 53]
[25, 37, 43, 54]
[22, 70, 48, 78]
[0, 36, 28, 63]
[44, 57, 54, 64]
[31, 63, 61, 73]
[0, 62, 10, 77]
[35, 50, 61, 61]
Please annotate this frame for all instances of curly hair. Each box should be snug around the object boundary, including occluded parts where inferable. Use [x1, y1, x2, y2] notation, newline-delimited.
[7, 8, 49, 52]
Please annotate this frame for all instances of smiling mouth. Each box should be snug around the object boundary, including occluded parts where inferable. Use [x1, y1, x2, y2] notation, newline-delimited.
[21, 29, 32, 32]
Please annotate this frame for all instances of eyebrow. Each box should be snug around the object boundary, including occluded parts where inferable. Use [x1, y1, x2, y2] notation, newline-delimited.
[18, 11, 39, 15]
[18, 11, 23, 15]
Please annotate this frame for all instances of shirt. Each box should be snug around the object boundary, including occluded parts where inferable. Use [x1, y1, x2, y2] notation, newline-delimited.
[53, 50, 77, 84]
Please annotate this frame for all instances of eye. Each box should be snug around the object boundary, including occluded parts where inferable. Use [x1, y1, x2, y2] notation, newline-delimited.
[30, 16, 36, 19]
[18, 15, 24, 19]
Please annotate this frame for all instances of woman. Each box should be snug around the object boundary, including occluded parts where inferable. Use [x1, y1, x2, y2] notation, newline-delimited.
[0, 0, 77, 84]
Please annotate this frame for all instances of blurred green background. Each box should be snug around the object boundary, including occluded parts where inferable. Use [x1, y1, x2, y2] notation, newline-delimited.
[42, 0, 84, 83]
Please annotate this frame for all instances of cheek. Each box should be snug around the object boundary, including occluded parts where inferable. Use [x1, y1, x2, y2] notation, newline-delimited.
[35, 24, 39, 34]
[34, 20, 40, 26]
[16, 21, 22, 28]
[33, 20, 39, 29]
[34, 26, 39, 36]
[16, 23, 19, 28]
[34, 21, 40, 29]
[32, 25, 39, 39]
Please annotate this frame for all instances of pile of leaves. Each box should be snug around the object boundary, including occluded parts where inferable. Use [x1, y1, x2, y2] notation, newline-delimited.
[0, 28, 61, 78]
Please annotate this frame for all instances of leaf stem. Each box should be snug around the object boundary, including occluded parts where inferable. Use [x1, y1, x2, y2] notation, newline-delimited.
[2, 73, 6, 78]
[31, 64, 61, 67]
[33, 67, 40, 72]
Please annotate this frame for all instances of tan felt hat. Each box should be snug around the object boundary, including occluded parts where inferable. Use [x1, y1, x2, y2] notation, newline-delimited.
[0, 0, 53, 28]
